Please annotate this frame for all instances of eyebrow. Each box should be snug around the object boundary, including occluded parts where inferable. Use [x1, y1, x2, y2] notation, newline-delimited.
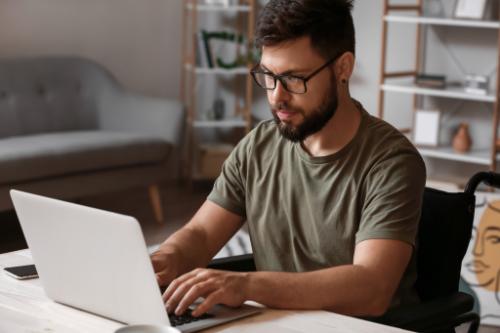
[484, 226, 500, 233]
[259, 64, 310, 76]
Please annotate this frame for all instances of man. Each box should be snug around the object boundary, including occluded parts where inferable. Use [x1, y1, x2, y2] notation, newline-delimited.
[151, 0, 425, 319]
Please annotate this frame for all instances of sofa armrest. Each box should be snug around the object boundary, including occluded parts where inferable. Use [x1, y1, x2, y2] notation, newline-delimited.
[98, 92, 185, 146]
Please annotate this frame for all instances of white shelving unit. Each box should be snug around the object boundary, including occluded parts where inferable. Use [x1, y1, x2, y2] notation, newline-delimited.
[418, 147, 498, 165]
[193, 119, 247, 128]
[384, 15, 500, 29]
[381, 82, 496, 103]
[378, 1, 500, 174]
[186, 4, 251, 12]
[181, 0, 255, 181]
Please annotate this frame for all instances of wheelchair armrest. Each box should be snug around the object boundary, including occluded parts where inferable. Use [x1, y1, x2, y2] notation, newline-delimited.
[207, 254, 256, 272]
[372, 292, 475, 332]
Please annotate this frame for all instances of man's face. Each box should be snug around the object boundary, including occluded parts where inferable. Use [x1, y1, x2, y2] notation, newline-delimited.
[463, 200, 500, 291]
[259, 36, 339, 142]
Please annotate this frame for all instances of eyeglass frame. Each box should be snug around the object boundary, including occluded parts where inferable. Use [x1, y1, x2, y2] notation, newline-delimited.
[250, 55, 340, 94]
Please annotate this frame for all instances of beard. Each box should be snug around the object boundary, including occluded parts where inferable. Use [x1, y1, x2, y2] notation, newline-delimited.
[271, 79, 339, 142]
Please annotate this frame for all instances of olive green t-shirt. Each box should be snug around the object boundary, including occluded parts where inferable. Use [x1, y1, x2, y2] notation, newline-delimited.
[207, 104, 426, 308]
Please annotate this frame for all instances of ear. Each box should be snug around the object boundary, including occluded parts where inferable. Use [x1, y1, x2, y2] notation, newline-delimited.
[335, 52, 355, 83]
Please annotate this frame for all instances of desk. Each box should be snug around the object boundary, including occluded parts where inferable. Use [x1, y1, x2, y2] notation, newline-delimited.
[0, 250, 412, 333]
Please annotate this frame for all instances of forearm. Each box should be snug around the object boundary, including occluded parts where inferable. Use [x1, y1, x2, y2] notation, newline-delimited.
[155, 201, 244, 278]
[246, 265, 390, 317]
[158, 224, 213, 274]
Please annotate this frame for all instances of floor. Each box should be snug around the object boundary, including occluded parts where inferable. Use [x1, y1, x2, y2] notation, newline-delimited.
[0, 181, 498, 333]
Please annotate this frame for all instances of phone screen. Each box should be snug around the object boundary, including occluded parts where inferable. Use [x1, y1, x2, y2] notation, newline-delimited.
[4, 264, 38, 280]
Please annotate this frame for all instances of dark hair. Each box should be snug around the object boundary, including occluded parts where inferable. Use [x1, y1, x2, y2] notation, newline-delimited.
[255, 0, 355, 60]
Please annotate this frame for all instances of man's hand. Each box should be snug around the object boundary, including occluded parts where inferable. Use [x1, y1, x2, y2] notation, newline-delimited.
[150, 249, 183, 287]
[163, 268, 249, 317]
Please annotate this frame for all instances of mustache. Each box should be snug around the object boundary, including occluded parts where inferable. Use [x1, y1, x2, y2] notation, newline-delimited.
[271, 102, 303, 114]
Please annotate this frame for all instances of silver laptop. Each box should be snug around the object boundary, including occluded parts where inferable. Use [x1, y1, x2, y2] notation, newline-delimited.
[10, 190, 260, 332]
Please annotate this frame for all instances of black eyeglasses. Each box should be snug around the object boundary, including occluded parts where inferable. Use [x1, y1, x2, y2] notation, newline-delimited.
[250, 57, 337, 94]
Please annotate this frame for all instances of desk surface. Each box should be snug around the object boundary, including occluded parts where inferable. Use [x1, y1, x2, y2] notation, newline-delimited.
[0, 250, 412, 333]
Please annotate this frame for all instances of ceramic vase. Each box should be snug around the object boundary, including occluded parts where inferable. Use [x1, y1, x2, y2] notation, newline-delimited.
[452, 123, 472, 153]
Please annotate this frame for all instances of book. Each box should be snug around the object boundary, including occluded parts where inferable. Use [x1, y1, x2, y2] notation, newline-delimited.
[415, 74, 446, 89]
[201, 30, 214, 68]
[196, 32, 209, 68]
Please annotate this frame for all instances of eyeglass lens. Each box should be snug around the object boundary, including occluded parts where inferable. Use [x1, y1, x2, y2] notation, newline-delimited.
[253, 72, 306, 94]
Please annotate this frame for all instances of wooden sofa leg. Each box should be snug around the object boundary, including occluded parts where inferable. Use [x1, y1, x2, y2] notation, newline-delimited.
[148, 184, 164, 224]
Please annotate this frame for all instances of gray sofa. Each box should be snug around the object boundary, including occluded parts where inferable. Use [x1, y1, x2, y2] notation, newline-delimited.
[0, 57, 184, 222]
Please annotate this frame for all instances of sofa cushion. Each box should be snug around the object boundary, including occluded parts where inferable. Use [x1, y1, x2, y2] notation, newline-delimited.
[0, 58, 115, 139]
[0, 131, 171, 184]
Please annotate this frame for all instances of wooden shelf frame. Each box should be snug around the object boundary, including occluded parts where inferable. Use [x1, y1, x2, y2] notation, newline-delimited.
[378, 0, 500, 172]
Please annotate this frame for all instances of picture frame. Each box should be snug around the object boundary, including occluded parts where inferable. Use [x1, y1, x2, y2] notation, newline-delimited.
[413, 110, 441, 147]
[454, 0, 488, 20]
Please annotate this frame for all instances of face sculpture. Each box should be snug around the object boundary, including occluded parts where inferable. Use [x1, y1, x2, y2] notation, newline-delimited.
[462, 198, 500, 323]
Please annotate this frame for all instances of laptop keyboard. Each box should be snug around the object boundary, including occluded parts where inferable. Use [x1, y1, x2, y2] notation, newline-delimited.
[168, 308, 214, 327]
[160, 286, 214, 326]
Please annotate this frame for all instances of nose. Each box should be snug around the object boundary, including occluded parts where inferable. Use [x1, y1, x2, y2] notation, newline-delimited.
[268, 79, 291, 105]
[472, 234, 484, 257]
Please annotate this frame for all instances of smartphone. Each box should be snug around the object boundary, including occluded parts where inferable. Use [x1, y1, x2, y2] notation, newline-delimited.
[3, 264, 38, 280]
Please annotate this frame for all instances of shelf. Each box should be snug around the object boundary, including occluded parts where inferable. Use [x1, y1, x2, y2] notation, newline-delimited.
[193, 119, 247, 128]
[185, 64, 249, 75]
[384, 15, 500, 29]
[186, 4, 251, 12]
[417, 146, 497, 165]
[381, 82, 496, 102]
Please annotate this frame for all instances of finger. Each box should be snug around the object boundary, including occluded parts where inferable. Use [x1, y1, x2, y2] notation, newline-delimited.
[163, 269, 207, 302]
[191, 292, 222, 317]
[163, 275, 191, 303]
[175, 280, 217, 315]
[165, 274, 208, 313]
[163, 274, 192, 302]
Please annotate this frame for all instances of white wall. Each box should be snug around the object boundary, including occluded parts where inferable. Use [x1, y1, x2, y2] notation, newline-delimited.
[0, 0, 183, 99]
[351, 0, 384, 115]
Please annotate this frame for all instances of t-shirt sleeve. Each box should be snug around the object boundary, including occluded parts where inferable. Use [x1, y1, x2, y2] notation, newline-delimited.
[206, 135, 251, 218]
[356, 149, 426, 246]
